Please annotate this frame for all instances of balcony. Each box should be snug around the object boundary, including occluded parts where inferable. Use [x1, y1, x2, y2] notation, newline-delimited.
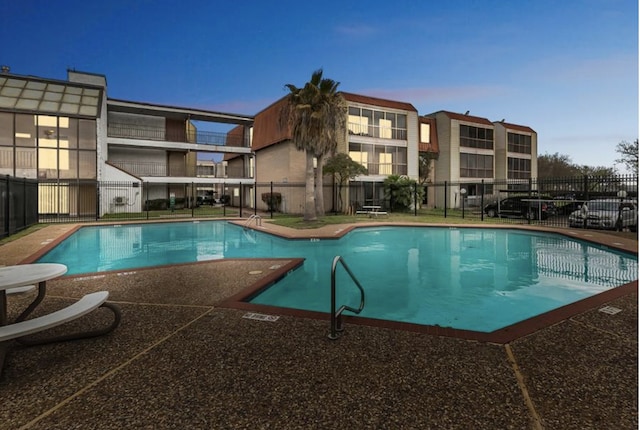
[362, 162, 408, 176]
[109, 160, 251, 179]
[107, 123, 247, 147]
[348, 123, 407, 140]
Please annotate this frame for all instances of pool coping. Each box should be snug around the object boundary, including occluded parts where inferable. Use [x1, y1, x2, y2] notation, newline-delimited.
[23, 219, 638, 344]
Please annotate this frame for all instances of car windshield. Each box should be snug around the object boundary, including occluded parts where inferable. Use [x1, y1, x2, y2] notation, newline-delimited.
[587, 201, 619, 211]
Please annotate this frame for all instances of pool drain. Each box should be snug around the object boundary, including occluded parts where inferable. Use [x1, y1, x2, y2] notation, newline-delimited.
[242, 312, 279, 322]
[599, 306, 622, 315]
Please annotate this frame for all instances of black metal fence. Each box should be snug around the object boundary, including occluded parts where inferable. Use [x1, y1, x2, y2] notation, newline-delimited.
[0, 175, 39, 239]
[2, 174, 638, 238]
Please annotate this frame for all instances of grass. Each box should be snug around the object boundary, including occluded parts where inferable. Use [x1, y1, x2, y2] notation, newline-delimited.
[268, 209, 506, 229]
[100, 207, 240, 220]
[0, 223, 51, 246]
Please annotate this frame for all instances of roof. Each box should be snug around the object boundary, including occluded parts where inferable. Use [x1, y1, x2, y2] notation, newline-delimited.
[431, 110, 494, 126]
[107, 98, 254, 125]
[0, 72, 104, 118]
[494, 121, 536, 134]
[340, 92, 417, 112]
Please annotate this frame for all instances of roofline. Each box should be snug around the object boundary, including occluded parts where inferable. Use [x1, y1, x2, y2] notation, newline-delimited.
[0, 71, 105, 91]
[427, 110, 493, 126]
[107, 98, 254, 125]
[494, 121, 536, 133]
[66, 69, 107, 80]
[340, 91, 417, 112]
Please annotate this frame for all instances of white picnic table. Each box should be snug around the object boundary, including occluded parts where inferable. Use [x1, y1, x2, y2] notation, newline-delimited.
[0, 263, 121, 377]
[356, 205, 388, 217]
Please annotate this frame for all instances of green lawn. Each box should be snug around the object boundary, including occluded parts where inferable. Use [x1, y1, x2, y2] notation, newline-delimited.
[267, 209, 504, 229]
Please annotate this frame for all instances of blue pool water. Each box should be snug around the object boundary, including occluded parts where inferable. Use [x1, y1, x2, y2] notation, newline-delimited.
[37, 221, 638, 332]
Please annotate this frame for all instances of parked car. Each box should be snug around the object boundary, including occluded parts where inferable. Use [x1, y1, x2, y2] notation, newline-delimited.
[568, 199, 638, 231]
[484, 196, 554, 220]
[553, 195, 584, 215]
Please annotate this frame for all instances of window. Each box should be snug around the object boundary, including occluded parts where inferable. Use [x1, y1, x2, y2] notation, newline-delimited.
[15, 114, 36, 147]
[348, 106, 407, 140]
[0, 112, 96, 179]
[379, 153, 392, 174]
[420, 123, 430, 143]
[508, 157, 531, 179]
[379, 118, 392, 139]
[460, 125, 493, 149]
[79, 119, 96, 149]
[349, 142, 407, 175]
[507, 132, 531, 154]
[460, 153, 493, 178]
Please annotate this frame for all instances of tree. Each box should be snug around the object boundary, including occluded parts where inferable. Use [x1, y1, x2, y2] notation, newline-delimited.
[284, 69, 346, 221]
[615, 139, 638, 173]
[575, 165, 617, 177]
[537, 152, 579, 178]
[323, 153, 368, 213]
[418, 152, 438, 185]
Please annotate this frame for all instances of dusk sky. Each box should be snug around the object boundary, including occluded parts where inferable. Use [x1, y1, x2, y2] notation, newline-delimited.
[1, 0, 637, 171]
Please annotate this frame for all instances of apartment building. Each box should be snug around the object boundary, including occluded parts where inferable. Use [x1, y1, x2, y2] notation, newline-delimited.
[1, 67, 537, 217]
[0, 69, 254, 218]
[247, 92, 420, 211]
[427, 110, 537, 208]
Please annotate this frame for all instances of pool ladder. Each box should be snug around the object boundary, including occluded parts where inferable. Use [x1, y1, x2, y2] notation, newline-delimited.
[244, 214, 262, 229]
[328, 255, 366, 340]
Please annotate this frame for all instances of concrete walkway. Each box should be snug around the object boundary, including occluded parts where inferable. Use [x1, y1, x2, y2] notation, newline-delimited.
[0, 222, 637, 429]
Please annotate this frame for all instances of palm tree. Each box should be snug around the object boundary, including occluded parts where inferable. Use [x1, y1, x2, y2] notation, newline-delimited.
[284, 69, 346, 220]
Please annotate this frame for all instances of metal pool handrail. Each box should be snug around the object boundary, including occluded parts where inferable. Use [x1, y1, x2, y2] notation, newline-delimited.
[244, 214, 262, 229]
[328, 255, 366, 340]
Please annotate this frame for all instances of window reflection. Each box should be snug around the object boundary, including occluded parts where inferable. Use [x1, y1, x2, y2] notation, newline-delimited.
[0, 112, 96, 179]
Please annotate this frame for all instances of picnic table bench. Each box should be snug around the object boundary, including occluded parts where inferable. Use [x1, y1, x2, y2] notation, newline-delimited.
[355, 205, 388, 217]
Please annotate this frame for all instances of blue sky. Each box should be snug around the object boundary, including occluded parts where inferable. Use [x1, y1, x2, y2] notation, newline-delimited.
[1, 0, 637, 171]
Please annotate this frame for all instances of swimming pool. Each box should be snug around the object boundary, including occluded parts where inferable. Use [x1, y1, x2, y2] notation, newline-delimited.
[37, 221, 637, 333]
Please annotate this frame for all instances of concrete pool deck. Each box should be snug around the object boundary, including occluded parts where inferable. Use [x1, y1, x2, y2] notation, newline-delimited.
[0, 221, 637, 429]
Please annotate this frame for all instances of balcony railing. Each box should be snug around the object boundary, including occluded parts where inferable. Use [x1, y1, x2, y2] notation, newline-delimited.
[108, 123, 247, 147]
[364, 162, 407, 176]
[109, 160, 251, 179]
[348, 123, 407, 140]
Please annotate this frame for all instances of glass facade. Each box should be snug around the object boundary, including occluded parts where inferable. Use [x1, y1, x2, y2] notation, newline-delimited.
[460, 153, 493, 178]
[508, 157, 531, 179]
[0, 76, 101, 117]
[507, 132, 532, 154]
[460, 125, 494, 150]
[348, 142, 408, 175]
[348, 106, 407, 140]
[0, 112, 96, 180]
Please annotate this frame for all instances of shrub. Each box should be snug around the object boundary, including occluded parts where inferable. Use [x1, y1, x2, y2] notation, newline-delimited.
[261, 192, 282, 211]
[383, 175, 424, 210]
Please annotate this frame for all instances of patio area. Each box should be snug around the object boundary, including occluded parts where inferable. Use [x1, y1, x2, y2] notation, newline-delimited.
[0, 222, 637, 429]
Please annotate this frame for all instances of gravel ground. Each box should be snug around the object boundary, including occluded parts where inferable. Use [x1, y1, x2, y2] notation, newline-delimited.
[0, 221, 636, 429]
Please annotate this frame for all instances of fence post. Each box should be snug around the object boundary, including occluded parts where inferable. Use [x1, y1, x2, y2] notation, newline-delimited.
[253, 183, 257, 216]
[583, 175, 589, 202]
[414, 182, 417, 217]
[223, 182, 226, 217]
[444, 181, 448, 218]
[22, 177, 27, 230]
[145, 182, 150, 220]
[481, 179, 485, 221]
[270, 181, 274, 219]
[239, 184, 243, 218]
[191, 182, 195, 218]
[7, 175, 12, 236]
[528, 178, 533, 224]
[332, 179, 336, 214]
[2, 176, 8, 237]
